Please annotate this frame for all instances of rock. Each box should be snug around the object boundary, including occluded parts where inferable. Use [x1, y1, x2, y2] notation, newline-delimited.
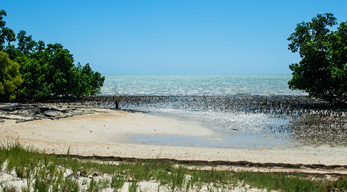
[64, 168, 74, 177]
[43, 110, 63, 118]
[35, 105, 51, 113]
[0, 173, 15, 181]
[0, 103, 21, 111]
[16, 120, 27, 123]
[81, 179, 88, 185]
[0, 101, 94, 123]
[0, 119, 4, 123]
[21, 109, 40, 116]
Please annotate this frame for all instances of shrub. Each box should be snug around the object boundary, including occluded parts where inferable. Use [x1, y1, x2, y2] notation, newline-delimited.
[288, 13, 347, 102]
[0, 51, 22, 101]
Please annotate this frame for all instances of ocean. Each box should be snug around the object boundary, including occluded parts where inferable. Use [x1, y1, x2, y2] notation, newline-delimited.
[101, 74, 305, 96]
[99, 74, 334, 149]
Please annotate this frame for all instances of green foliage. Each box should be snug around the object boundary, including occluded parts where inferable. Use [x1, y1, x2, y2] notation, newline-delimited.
[0, 10, 105, 101]
[111, 176, 125, 190]
[288, 13, 347, 102]
[0, 10, 16, 51]
[234, 172, 325, 192]
[128, 182, 138, 192]
[14, 54, 50, 99]
[17, 30, 36, 56]
[2, 142, 347, 191]
[0, 51, 22, 101]
[73, 63, 105, 97]
[58, 177, 80, 192]
[34, 177, 50, 192]
[47, 48, 75, 97]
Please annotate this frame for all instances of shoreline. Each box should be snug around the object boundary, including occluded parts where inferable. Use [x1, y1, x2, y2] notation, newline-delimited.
[1, 107, 347, 167]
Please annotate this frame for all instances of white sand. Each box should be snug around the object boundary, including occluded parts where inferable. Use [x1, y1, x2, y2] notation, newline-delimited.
[1, 109, 347, 166]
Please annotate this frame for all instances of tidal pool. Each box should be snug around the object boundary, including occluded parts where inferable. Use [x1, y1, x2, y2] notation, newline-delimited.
[118, 95, 347, 149]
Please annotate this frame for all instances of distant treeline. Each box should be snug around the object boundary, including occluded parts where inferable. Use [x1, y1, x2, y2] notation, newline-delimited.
[0, 10, 105, 101]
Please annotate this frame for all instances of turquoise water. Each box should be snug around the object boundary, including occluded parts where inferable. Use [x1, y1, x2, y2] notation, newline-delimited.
[101, 74, 307, 149]
[101, 74, 306, 96]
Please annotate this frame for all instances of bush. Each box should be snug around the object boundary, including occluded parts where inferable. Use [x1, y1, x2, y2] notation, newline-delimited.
[0, 9, 105, 101]
[14, 46, 105, 100]
[0, 51, 22, 101]
[288, 13, 347, 102]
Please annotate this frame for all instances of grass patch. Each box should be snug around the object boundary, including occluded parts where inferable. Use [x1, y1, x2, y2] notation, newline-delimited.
[234, 172, 323, 191]
[0, 142, 346, 191]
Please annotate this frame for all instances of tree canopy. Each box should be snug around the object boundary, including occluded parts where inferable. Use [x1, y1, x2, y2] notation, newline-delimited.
[0, 10, 15, 51]
[0, 51, 22, 101]
[288, 13, 347, 102]
[0, 10, 105, 101]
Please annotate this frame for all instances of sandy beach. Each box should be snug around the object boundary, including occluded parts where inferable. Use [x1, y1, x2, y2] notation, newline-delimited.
[1, 108, 347, 167]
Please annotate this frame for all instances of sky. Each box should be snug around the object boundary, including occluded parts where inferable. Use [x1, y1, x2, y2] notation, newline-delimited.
[1, 0, 347, 75]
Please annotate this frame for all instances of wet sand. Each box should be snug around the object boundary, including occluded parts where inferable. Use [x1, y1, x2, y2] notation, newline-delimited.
[1, 109, 347, 167]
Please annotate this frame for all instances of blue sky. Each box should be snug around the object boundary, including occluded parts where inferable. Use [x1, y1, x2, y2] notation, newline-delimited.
[1, 0, 347, 75]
